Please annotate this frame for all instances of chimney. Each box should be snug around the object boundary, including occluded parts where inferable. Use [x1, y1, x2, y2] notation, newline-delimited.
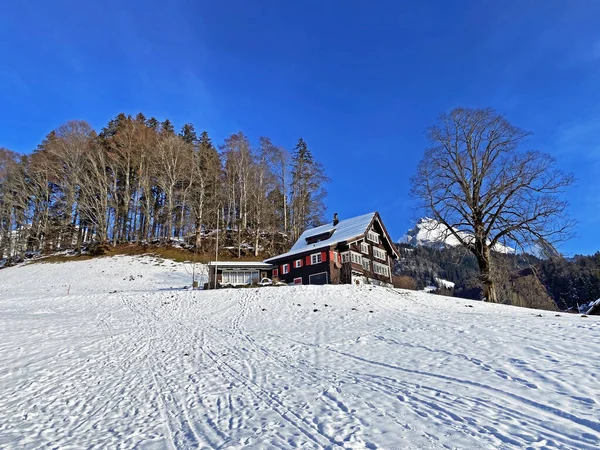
[333, 213, 339, 226]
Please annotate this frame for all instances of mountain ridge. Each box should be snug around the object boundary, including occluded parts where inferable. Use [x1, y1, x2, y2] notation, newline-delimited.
[399, 217, 515, 254]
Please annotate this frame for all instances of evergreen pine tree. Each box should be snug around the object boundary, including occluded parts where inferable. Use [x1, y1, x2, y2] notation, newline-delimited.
[161, 119, 175, 135]
[180, 123, 198, 144]
[135, 112, 147, 124]
[146, 117, 159, 130]
[289, 138, 328, 240]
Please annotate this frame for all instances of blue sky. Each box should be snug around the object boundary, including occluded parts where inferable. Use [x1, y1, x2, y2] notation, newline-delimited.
[1, 1, 600, 255]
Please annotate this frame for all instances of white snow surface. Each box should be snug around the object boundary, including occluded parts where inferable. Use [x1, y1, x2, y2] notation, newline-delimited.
[400, 218, 515, 254]
[1, 256, 599, 449]
[434, 277, 455, 290]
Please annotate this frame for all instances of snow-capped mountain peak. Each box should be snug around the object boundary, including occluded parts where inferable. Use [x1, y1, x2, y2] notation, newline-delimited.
[399, 218, 514, 253]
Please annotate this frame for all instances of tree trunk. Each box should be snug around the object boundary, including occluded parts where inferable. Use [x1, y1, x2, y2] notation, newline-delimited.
[254, 226, 260, 257]
[237, 220, 242, 258]
[166, 187, 174, 241]
[195, 218, 202, 248]
[476, 246, 498, 302]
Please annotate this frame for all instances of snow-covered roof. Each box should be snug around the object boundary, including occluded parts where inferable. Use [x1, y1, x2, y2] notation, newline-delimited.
[265, 212, 376, 262]
[435, 277, 455, 289]
[207, 261, 274, 268]
[585, 298, 600, 315]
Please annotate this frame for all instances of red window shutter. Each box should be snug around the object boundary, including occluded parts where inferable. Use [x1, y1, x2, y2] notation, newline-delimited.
[329, 250, 334, 261]
[280, 265, 284, 274]
[273, 268, 278, 277]
[321, 251, 327, 262]
[306, 255, 311, 266]
[337, 253, 342, 263]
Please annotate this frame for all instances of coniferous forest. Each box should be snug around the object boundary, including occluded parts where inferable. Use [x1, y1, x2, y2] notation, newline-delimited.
[0, 114, 328, 261]
[395, 243, 600, 312]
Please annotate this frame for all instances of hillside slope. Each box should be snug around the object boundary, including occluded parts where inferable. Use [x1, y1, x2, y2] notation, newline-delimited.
[1, 256, 599, 449]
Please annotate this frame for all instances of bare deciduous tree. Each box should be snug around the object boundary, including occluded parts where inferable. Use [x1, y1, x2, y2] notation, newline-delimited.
[44, 121, 94, 250]
[0, 112, 324, 263]
[412, 107, 574, 302]
[154, 134, 192, 241]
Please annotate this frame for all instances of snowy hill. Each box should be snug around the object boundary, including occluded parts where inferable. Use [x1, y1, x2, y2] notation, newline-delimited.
[399, 217, 515, 254]
[1, 256, 599, 449]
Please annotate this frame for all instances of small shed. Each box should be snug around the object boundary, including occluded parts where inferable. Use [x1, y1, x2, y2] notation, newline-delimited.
[207, 261, 275, 289]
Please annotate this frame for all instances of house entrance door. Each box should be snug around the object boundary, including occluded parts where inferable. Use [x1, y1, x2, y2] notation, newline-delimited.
[309, 272, 328, 285]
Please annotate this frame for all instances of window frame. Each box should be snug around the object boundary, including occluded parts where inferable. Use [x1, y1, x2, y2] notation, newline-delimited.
[367, 230, 380, 244]
[282, 264, 290, 275]
[294, 259, 302, 268]
[361, 258, 371, 271]
[310, 253, 323, 265]
[293, 277, 302, 285]
[373, 261, 389, 277]
[221, 270, 259, 285]
[373, 247, 387, 261]
[361, 242, 369, 254]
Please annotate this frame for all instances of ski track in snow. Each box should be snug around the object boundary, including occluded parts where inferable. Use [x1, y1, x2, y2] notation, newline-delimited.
[0, 256, 599, 449]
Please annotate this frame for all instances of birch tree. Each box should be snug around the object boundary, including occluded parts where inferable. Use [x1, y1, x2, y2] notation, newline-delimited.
[154, 134, 192, 240]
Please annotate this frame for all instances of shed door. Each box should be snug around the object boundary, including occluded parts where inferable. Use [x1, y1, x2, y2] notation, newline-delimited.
[309, 272, 328, 285]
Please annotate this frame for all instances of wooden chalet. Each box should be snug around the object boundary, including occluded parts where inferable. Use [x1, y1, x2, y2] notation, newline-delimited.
[264, 212, 399, 286]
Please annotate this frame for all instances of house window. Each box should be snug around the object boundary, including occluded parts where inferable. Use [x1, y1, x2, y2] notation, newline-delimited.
[222, 270, 259, 285]
[341, 252, 350, 263]
[293, 277, 302, 285]
[305, 230, 334, 245]
[361, 258, 371, 271]
[373, 247, 386, 261]
[333, 251, 339, 263]
[367, 230, 380, 244]
[373, 261, 389, 277]
[272, 268, 278, 277]
[311, 253, 322, 265]
[361, 242, 369, 254]
[282, 264, 290, 274]
[294, 259, 302, 268]
[350, 252, 362, 264]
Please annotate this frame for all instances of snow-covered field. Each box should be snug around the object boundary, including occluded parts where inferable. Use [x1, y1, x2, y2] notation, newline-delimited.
[1, 256, 599, 449]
